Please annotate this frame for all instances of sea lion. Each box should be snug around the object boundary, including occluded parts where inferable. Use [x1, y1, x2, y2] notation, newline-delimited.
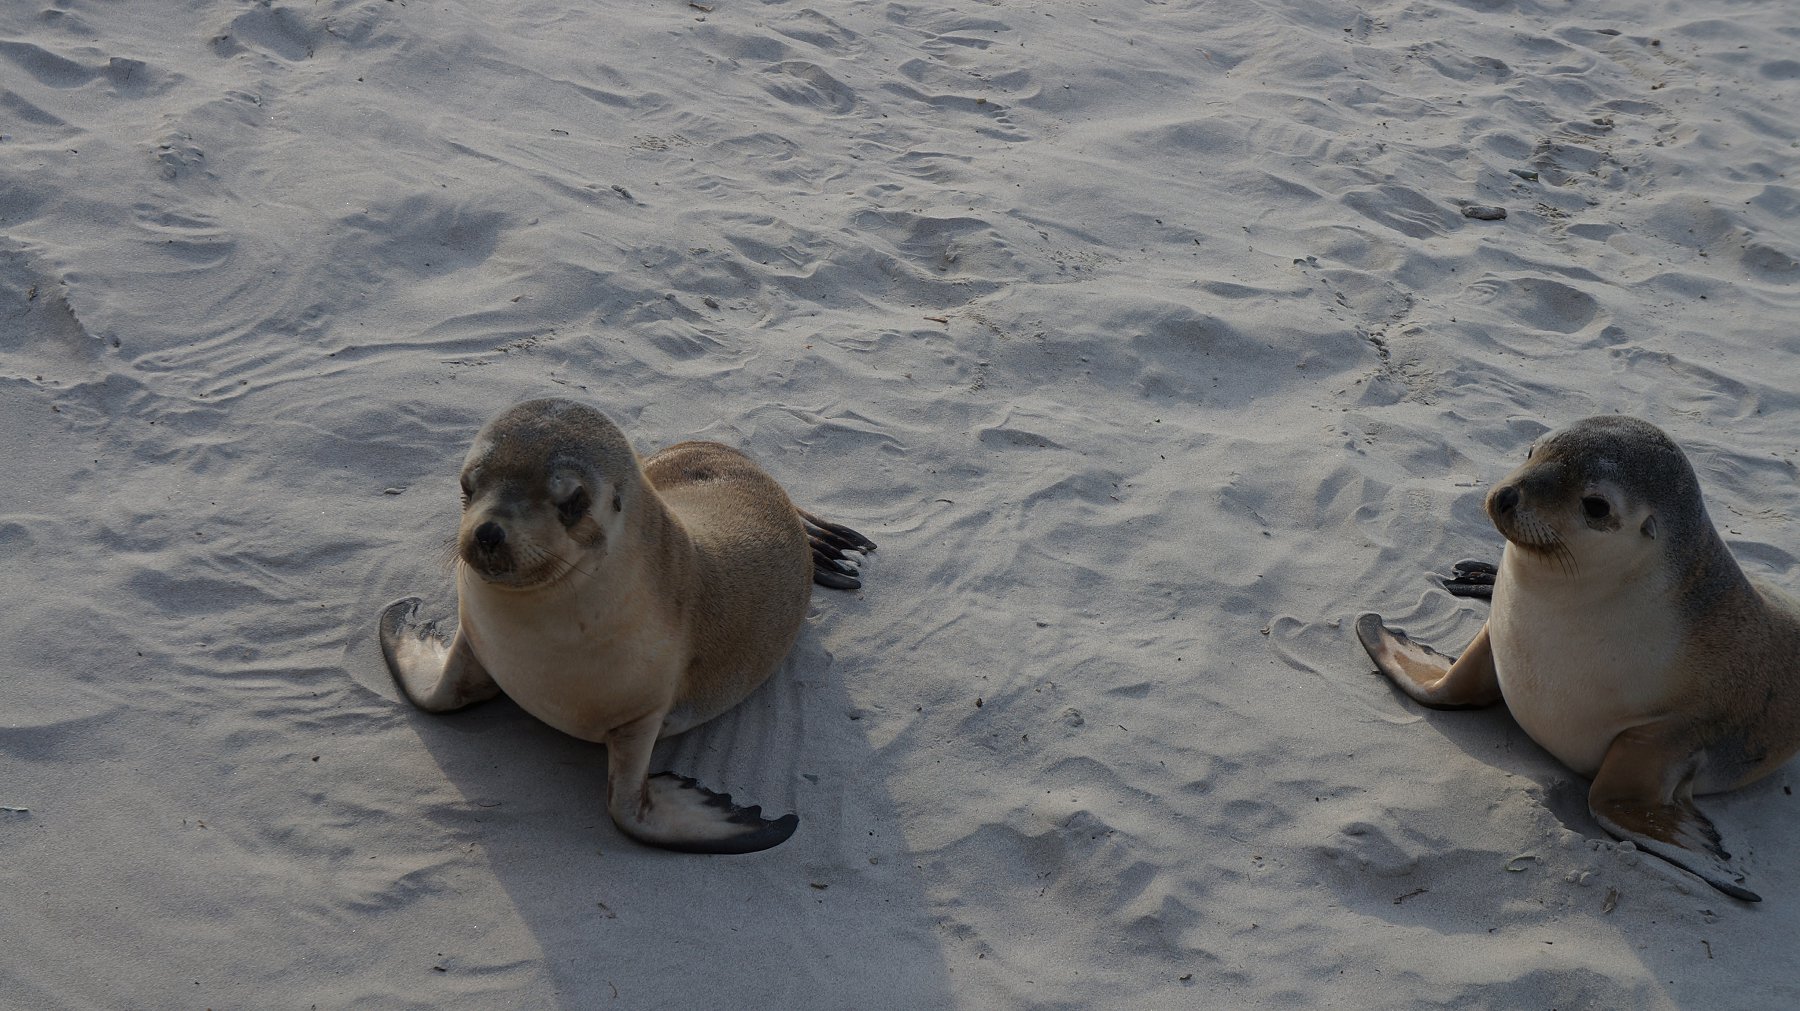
[378, 398, 876, 854]
[1358, 415, 1800, 901]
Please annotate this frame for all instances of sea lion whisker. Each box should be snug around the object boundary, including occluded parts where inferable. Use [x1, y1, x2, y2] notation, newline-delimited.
[542, 547, 601, 582]
[1548, 533, 1578, 579]
[436, 536, 462, 575]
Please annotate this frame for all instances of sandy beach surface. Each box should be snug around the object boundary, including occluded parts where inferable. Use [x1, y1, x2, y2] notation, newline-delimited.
[4, 0, 1799, 1006]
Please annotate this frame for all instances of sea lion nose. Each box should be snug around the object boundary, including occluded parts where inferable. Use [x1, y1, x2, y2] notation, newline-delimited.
[474, 521, 507, 551]
[1491, 485, 1520, 515]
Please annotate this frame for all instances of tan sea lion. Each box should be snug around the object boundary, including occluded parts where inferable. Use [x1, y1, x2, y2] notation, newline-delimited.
[1358, 415, 1800, 901]
[379, 398, 876, 854]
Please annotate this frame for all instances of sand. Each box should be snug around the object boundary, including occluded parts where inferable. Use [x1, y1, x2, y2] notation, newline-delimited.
[4, 0, 1799, 1006]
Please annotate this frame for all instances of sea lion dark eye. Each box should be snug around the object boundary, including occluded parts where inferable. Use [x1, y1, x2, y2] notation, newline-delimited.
[1581, 496, 1610, 520]
[459, 475, 473, 506]
[558, 487, 591, 525]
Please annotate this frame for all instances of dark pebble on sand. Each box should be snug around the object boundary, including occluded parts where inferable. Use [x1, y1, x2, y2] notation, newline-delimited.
[1463, 205, 1507, 220]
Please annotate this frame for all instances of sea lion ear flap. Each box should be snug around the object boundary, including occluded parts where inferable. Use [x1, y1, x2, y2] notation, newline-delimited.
[1640, 514, 1657, 539]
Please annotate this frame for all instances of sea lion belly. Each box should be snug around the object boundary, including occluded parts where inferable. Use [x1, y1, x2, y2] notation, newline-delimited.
[1489, 554, 1681, 777]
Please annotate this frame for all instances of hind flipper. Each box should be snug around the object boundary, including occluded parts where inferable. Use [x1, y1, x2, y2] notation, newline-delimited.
[800, 508, 876, 590]
[1590, 724, 1760, 902]
[603, 712, 798, 854]
[1440, 558, 1498, 600]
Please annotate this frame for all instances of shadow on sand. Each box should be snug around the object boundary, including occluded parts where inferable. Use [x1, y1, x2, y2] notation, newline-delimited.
[352, 585, 955, 1009]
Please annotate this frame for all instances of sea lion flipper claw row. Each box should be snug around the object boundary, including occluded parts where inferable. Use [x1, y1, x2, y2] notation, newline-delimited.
[800, 508, 876, 590]
[636, 773, 800, 854]
[1589, 725, 1761, 902]
[811, 543, 863, 588]
[1355, 614, 1502, 710]
[602, 710, 798, 854]
[1440, 559, 1498, 600]
[799, 508, 878, 554]
[377, 597, 500, 713]
[812, 567, 864, 591]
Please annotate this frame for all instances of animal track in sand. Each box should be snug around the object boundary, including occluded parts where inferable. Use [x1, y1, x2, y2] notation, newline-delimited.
[1461, 275, 1603, 335]
[762, 61, 857, 115]
[0, 39, 96, 88]
[335, 195, 508, 278]
[1340, 184, 1463, 240]
[220, 3, 323, 62]
[0, 244, 97, 381]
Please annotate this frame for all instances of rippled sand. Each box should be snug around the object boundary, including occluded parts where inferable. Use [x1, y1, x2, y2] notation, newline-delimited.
[3, 0, 1797, 1006]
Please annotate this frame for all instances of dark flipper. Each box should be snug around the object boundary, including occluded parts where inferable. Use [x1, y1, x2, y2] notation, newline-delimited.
[1590, 726, 1762, 902]
[800, 508, 876, 590]
[604, 713, 799, 854]
[627, 773, 801, 855]
[1440, 559, 1497, 600]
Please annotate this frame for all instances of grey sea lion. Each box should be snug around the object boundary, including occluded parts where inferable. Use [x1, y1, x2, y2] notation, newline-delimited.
[1359, 416, 1800, 901]
[380, 398, 875, 853]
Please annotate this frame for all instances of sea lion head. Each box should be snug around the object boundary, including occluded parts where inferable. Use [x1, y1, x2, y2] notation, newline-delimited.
[1485, 415, 1705, 580]
[456, 398, 639, 590]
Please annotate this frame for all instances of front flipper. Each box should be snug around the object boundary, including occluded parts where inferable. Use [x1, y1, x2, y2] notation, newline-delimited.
[800, 508, 877, 591]
[1440, 559, 1498, 600]
[378, 597, 501, 713]
[1355, 614, 1502, 709]
[603, 712, 798, 854]
[1589, 725, 1760, 902]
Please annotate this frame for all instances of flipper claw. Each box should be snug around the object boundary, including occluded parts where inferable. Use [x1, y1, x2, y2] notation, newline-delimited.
[800, 509, 876, 590]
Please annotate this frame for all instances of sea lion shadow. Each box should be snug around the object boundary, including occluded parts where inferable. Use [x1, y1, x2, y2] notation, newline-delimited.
[1351, 595, 1610, 839]
[1376, 676, 1610, 839]
[368, 608, 958, 1009]
[1380, 671, 1796, 849]
[1366, 650, 1798, 911]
